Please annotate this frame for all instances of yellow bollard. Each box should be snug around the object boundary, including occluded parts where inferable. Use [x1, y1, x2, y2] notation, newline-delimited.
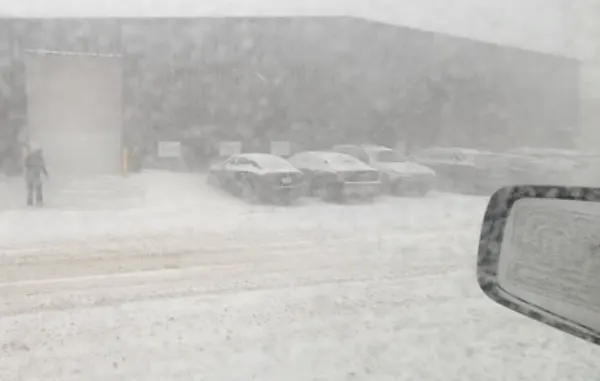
[122, 146, 129, 176]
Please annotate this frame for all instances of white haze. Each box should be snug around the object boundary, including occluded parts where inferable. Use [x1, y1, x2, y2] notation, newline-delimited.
[0, 2, 599, 381]
[1, 0, 598, 59]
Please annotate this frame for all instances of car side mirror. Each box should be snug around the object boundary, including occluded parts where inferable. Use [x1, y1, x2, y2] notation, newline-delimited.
[478, 185, 600, 346]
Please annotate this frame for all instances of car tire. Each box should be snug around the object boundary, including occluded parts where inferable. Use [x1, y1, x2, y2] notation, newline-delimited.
[206, 173, 220, 187]
[417, 185, 430, 196]
[441, 176, 459, 193]
[309, 174, 328, 198]
[238, 178, 258, 203]
[279, 193, 296, 206]
[330, 183, 346, 203]
[363, 194, 377, 203]
[315, 185, 329, 201]
[391, 181, 405, 196]
[380, 174, 392, 194]
[316, 182, 343, 203]
[306, 178, 318, 197]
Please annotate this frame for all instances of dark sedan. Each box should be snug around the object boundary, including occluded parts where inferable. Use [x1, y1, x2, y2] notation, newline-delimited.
[207, 153, 304, 204]
[288, 151, 380, 202]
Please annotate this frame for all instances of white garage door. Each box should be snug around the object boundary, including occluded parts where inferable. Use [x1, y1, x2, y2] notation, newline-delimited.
[26, 52, 122, 177]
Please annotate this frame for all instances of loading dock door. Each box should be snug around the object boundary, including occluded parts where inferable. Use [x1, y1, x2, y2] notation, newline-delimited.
[26, 51, 122, 177]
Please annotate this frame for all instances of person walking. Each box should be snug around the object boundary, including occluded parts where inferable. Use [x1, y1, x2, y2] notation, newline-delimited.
[24, 142, 48, 207]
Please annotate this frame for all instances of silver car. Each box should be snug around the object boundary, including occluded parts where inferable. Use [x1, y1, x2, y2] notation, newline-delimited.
[332, 145, 436, 196]
[288, 151, 380, 202]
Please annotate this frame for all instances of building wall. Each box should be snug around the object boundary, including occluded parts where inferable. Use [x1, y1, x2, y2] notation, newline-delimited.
[119, 17, 581, 152]
[0, 19, 21, 174]
[2, 0, 594, 59]
[0, 17, 581, 166]
[0, 20, 11, 142]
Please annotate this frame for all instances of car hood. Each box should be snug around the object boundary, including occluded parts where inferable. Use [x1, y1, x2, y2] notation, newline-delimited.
[329, 162, 375, 172]
[549, 158, 579, 170]
[210, 165, 301, 175]
[256, 168, 303, 175]
[375, 161, 435, 176]
[520, 157, 578, 171]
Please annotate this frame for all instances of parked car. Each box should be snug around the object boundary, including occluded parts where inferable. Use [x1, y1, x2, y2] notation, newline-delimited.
[409, 147, 481, 194]
[207, 153, 304, 204]
[287, 151, 380, 202]
[461, 151, 525, 194]
[504, 147, 596, 186]
[331, 144, 435, 196]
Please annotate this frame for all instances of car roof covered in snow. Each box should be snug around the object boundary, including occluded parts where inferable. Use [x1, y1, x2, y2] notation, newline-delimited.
[422, 146, 488, 154]
[333, 144, 392, 152]
[506, 147, 597, 157]
[304, 151, 360, 161]
[238, 153, 296, 170]
[24, 49, 122, 58]
[295, 151, 373, 170]
[318, 151, 364, 161]
[362, 145, 394, 154]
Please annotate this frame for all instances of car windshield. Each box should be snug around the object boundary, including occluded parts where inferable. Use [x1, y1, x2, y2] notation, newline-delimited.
[509, 148, 571, 157]
[1, 3, 598, 381]
[453, 152, 469, 161]
[375, 150, 406, 162]
[506, 149, 585, 166]
[321, 153, 361, 165]
[245, 154, 294, 170]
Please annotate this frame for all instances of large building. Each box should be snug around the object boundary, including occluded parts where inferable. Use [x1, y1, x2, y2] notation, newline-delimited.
[0, 17, 581, 174]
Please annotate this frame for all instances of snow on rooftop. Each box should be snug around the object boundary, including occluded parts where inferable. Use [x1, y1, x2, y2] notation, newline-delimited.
[241, 153, 297, 170]
[0, 0, 596, 60]
[306, 151, 366, 164]
[24, 49, 122, 58]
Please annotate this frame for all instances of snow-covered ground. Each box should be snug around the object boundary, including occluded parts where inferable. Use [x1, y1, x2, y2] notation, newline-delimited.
[0, 171, 599, 380]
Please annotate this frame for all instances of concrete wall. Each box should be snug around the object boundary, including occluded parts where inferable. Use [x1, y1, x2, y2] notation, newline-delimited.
[0, 17, 583, 166]
[1, 0, 595, 59]
[4, 1, 598, 156]
[119, 18, 580, 152]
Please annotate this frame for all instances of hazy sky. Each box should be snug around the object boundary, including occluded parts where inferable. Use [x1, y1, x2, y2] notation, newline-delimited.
[1, 0, 598, 60]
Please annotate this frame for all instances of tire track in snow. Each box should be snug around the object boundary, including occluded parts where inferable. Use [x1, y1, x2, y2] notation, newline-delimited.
[0, 221, 479, 257]
[0, 262, 467, 317]
[0, 230, 474, 316]
[0, 229, 475, 282]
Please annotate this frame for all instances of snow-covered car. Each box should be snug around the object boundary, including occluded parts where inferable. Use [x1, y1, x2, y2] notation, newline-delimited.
[504, 147, 600, 186]
[288, 151, 380, 202]
[467, 151, 527, 193]
[207, 153, 305, 204]
[409, 147, 481, 194]
[331, 145, 435, 196]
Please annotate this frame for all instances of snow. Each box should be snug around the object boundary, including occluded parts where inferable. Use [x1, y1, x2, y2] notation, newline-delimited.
[1, 171, 599, 380]
[289, 151, 374, 172]
[239, 153, 298, 171]
[1, 0, 595, 61]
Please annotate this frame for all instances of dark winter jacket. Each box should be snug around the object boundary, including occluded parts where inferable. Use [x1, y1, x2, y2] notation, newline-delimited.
[24, 151, 48, 184]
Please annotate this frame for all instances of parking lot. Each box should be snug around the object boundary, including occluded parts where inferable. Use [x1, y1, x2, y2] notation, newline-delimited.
[1, 171, 599, 380]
